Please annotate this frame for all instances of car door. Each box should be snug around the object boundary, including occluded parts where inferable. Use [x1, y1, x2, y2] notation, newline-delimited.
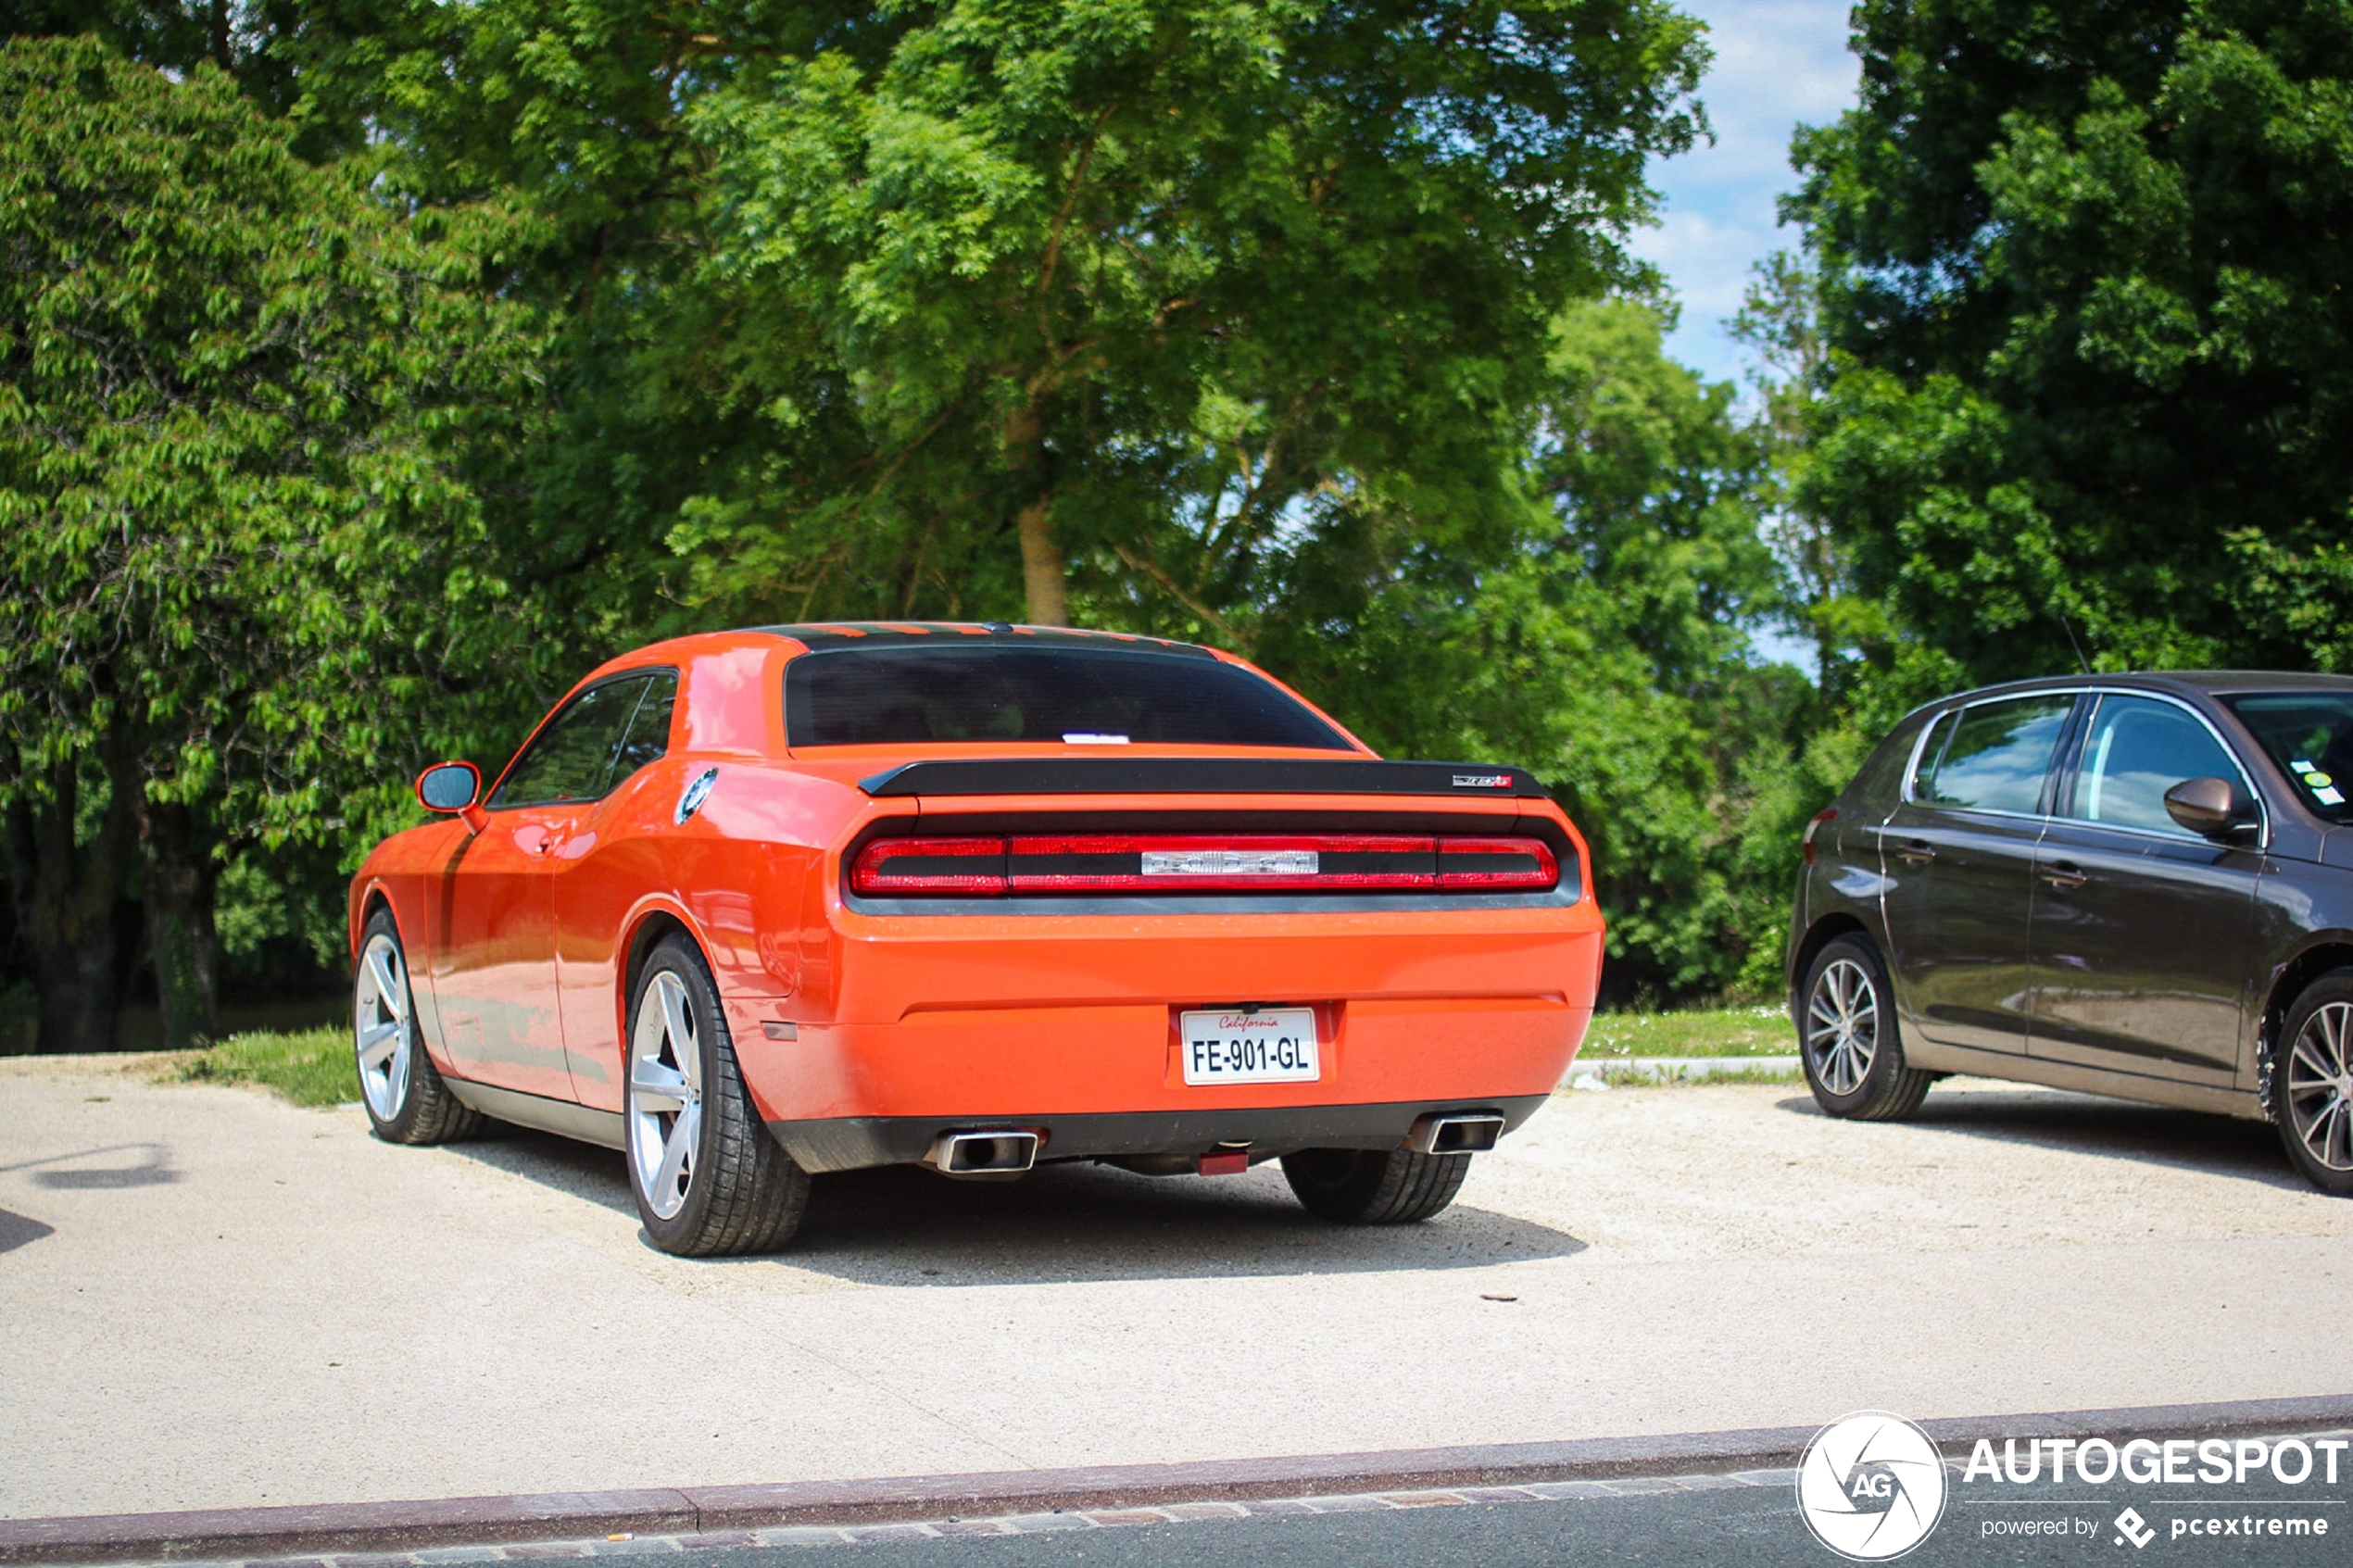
[553, 669, 679, 1111]
[429, 675, 655, 1099]
[2026, 692, 2261, 1087]
[1877, 691, 2077, 1057]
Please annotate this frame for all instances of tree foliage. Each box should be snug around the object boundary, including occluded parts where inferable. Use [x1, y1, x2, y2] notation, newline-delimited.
[0, 34, 542, 1048]
[1790, 0, 2353, 681]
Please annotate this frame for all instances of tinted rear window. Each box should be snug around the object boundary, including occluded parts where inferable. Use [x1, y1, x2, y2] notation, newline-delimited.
[785, 646, 1353, 750]
[2221, 691, 2353, 822]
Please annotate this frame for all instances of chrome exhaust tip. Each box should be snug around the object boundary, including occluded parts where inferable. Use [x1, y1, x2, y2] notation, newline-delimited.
[926, 1129, 1041, 1175]
[1405, 1112, 1504, 1155]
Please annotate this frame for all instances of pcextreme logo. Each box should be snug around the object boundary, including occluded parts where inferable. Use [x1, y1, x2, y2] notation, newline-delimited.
[1797, 1411, 1950, 1561]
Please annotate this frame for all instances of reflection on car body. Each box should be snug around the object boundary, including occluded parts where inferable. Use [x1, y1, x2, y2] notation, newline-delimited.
[350, 623, 1606, 1254]
[1790, 671, 2353, 1193]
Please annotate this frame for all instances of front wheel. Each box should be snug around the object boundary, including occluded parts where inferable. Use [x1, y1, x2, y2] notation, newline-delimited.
[2274, 972, 2353, 1195]
[354, 909, 480, 1145]
[1281, 1148, 1468, 1223]
[1799, 935, 1931, 1121]
[625, 934, 811, 1255]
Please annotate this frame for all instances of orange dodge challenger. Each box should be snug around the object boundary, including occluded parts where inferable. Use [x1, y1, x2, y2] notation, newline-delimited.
[349, 623, 1604, 1255]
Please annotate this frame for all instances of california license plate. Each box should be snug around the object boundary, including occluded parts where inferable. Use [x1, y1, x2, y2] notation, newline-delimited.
[1179, 1008, 1321, 1085]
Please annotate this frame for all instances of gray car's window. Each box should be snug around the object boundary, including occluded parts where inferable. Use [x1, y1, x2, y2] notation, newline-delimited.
[2222, 691, 2353, 822]
[1919, 695, 2073, 814]
[2066, 696, 2244, 837]
[491, 676, 654, 809]
[1907, 710, 1958, 800]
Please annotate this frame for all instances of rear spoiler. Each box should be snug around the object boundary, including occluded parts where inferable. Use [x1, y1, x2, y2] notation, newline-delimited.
[856, 758, 1553, 799]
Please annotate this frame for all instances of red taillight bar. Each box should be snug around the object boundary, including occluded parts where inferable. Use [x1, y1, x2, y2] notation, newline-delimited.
[1434, 835, 1558, 889]
[849, 836, 1008, 896]
[850, 831, 1564, 897]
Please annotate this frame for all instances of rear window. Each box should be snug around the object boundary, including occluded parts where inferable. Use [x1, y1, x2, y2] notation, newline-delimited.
[2221, 691, 2353, 822]
[1914, 694, 2074, 815]
[785, 646, 1354, 750]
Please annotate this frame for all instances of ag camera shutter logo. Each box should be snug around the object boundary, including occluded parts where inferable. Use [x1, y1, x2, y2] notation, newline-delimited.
[1797, 1411, 1949, 1561]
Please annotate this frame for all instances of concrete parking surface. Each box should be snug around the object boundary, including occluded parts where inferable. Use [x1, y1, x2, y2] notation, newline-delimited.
[4, 1056, 2350, 1520]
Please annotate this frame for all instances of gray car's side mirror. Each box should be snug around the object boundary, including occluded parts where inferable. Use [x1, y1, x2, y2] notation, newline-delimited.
[2163, 776, 2257, 839]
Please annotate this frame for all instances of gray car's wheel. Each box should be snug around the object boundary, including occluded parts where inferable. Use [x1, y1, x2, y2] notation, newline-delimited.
[354, 909, 480, 1144]
[1281, 1147, 1469, 1223]
[1799, 935, 1932, 1121]
[2274, 971, 2353, 1196]
[625, 933, 811, 1255]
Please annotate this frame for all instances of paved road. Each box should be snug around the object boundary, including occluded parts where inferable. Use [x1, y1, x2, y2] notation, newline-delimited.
[4, 1057, 2351, 1519]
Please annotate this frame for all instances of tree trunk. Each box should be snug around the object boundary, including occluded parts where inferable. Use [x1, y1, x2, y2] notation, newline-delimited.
[1, 742, 139, 1054]
[1003, 399, 1068, 625]
[1017, 495, 1068, 626]
[142, 798, 220, 1050]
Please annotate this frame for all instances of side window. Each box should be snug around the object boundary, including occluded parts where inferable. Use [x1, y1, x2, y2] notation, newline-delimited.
[1919, 695, 2074, 814]
[490, 676, 651, 809]
[2067, 696, 2247, 837]
[1906, 711, 1958, 801]
[610, 670, 679, 785]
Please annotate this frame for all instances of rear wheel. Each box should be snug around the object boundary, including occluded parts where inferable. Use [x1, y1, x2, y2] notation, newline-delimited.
[625, 934, 811, 1255]
[1799, 935, 1932, 1121]
[2274, 972, 2353, 1196]
[1281, 1147, 1469, 1223]
[354, 909, 480, 1145]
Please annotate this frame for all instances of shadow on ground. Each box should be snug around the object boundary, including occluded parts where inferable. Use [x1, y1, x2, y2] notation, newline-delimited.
[448, 1125, 1585, 1285]
[1775, 1086, 2301, 1188]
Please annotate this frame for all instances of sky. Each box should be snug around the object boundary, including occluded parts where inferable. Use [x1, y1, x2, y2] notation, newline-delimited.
[1630, 0, 1863, 389]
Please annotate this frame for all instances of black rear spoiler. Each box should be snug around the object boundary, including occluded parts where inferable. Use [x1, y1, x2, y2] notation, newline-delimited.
[856, 758, 1552, 799]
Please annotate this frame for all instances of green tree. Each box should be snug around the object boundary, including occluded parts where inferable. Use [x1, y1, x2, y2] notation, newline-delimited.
[1789, 0, 2353, 681]
[1264, 300, 1808, 999]
[0, 35, 541, 1050]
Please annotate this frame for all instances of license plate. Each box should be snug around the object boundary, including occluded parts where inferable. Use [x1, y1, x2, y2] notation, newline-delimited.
[1179, 1008, 1321, 1085]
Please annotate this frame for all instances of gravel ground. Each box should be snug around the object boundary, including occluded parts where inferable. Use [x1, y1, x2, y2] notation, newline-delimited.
[3, 1056, 2347, 1520]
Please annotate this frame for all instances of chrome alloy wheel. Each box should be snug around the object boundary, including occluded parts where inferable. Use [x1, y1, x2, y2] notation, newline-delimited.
[354, 932, 414, 1121]
[2286, 1000, 2353, 1173]
[627, 972, 705, 1221]
[1806, 958, 1880, 1097]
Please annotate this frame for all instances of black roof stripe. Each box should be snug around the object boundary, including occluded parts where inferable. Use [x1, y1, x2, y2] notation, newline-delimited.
[746, 622, 1214, 658]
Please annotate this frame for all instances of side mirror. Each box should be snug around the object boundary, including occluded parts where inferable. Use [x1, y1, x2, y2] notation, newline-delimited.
[2163, 776, 2257, 840]
[416, 761, 487, 834]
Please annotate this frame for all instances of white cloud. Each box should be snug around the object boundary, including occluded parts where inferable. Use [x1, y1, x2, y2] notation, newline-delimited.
[1629, 0, 1861, 385]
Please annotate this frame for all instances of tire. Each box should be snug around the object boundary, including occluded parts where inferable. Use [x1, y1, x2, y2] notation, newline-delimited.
[2272, 970, 2353, 1196]
[354, 909, 481, 1144]
[1281, 1147, 1469, 1223]
[1798, 935, 1932, 1121]
[624, 934, 811, 1255]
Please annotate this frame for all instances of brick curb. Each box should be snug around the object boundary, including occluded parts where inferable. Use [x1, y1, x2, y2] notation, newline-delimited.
[7, 1393, 2351, 1565]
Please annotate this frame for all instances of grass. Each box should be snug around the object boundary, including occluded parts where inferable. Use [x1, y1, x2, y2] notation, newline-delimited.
[1579, 1004, 1795, 1060]
[172, 1027, 354, 1109]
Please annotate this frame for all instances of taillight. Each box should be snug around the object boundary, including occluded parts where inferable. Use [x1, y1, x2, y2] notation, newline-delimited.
[1802, 807, 1839, 865]
[1435, 835, 1559, 889]
[849, 836, 1007, 895]
[846, 831, 1563, 896]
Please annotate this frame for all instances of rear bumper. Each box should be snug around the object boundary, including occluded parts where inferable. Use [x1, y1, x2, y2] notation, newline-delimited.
[767, 1095, 1550, 1173]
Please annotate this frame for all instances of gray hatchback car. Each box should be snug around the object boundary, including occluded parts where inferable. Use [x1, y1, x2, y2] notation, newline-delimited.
[1789, 672, 2353, 1193]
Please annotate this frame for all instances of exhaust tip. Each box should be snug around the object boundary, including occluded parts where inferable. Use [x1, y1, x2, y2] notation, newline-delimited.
[1406, 1112, 1504, 1156]
[927, 1129, 1041, 1174]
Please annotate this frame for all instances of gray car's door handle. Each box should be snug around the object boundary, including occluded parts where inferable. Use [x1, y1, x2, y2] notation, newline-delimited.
[2040, 861, 2088, 890]
[1897, 840, 1935, 866]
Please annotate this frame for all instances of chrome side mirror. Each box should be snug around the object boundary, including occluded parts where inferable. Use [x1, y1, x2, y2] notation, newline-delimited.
[2163, 776, 2257, 840]
[416, 760, 487, 834]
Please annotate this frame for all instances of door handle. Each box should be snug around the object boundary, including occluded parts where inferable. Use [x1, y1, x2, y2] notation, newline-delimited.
[1897, 840, 1936, 866]
[514, 824, 555, 857]
[2040, 861, 2088, 890]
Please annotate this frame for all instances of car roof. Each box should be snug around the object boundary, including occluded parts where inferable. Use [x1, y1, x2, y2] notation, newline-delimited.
[1930, 670, 2353, 708]
[746, 621, 1216, 659]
